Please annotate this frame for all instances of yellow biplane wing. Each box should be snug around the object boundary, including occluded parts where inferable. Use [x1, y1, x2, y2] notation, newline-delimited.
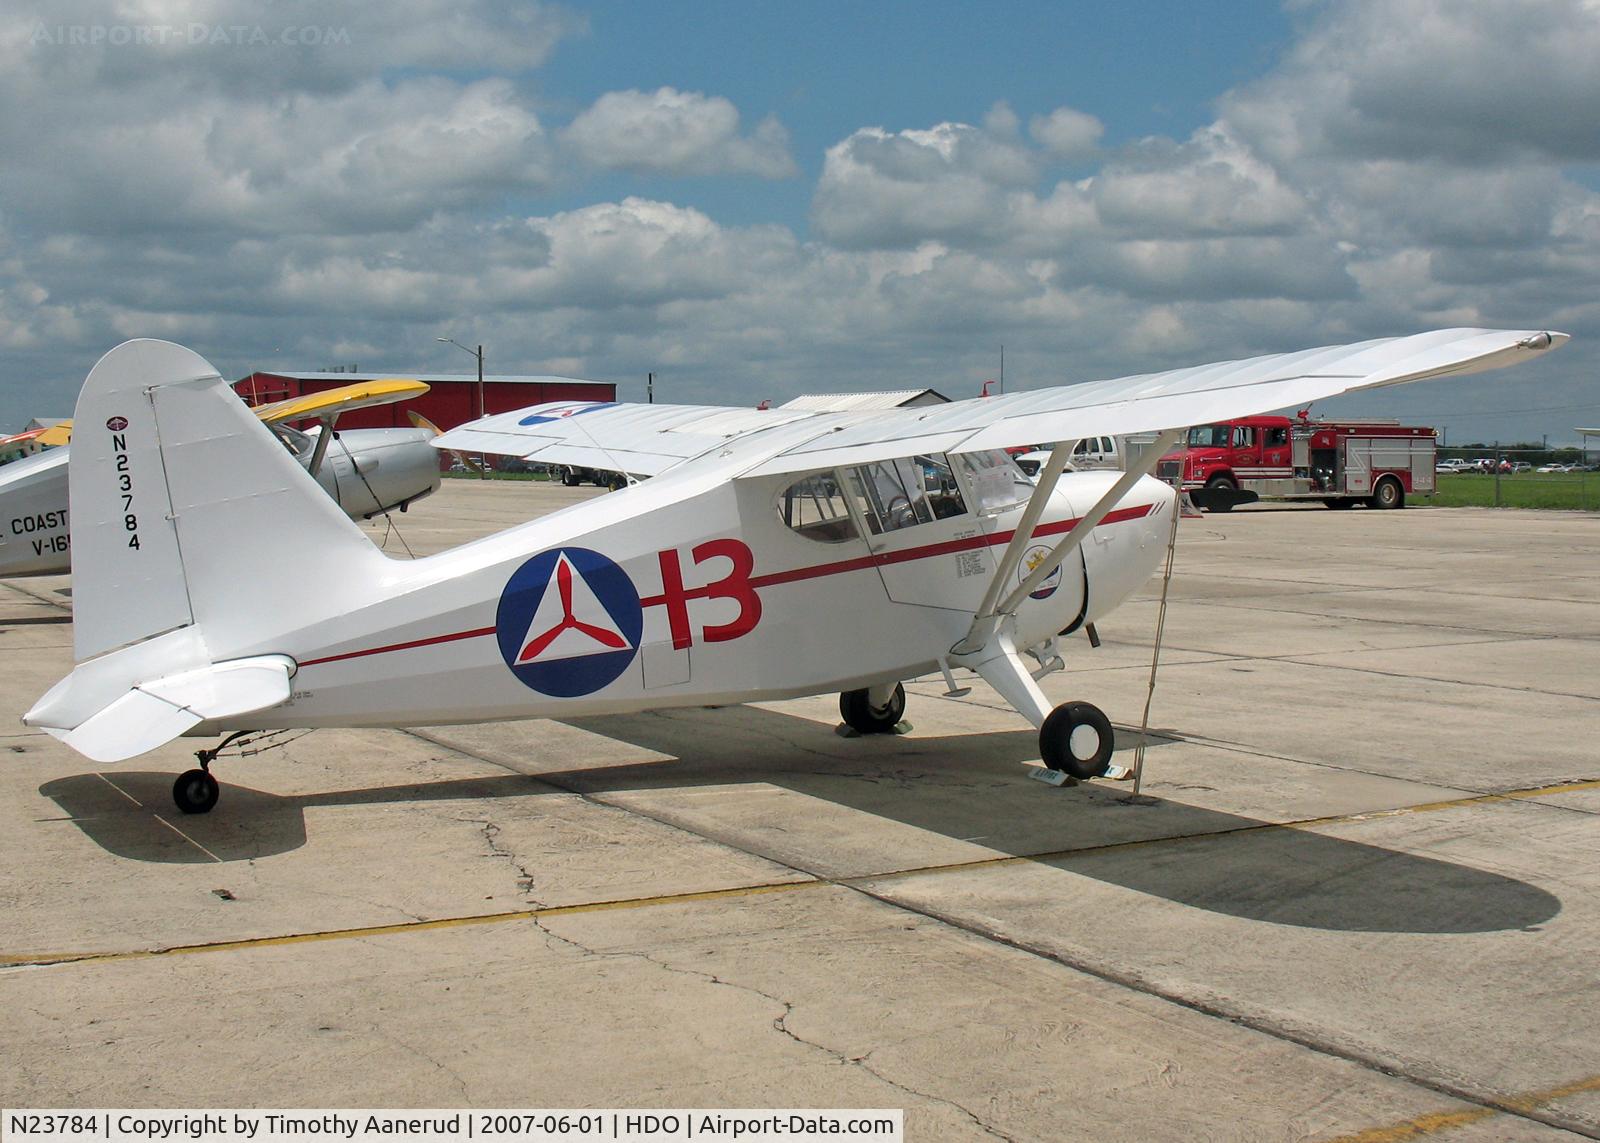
[6, 379, 430, 455]
[0, 424, 67, 453]
[250, 378, 430, 424]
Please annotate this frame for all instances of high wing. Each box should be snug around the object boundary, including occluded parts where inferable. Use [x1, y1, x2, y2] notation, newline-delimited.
[434, 329, 1567, 480]
[432, 401, 823, 477]
[250, 378, 430, 424]
[741, 328, 1567, 477]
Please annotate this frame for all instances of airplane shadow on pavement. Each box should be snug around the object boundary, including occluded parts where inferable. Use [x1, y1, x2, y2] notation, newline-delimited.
[38, 701, 1561, 936]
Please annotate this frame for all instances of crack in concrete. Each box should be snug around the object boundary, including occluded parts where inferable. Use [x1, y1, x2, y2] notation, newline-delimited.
[369, 1026, 472, 1103]
[768, 1002, 1018, 1143]
[535, 909, 1018, 1142]
[404, 725, 1600, 1139]
[463, 815, 540, 903]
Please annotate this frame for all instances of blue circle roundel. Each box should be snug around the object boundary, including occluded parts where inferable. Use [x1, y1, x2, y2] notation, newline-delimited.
[495, 547, 643, 697]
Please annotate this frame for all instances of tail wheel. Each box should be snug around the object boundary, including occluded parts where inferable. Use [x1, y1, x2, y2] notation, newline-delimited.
[1204, 475, 1237, 513]
[1039, 701, 1114, 779]
[173, 768, 220, 814]
[840, 683, 906, 734]
[1370, 477, 1404, 509]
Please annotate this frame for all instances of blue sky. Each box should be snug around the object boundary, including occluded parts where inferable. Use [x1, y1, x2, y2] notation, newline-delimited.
[1, 1, 1596, 444]
[535, 0, 1296, 222]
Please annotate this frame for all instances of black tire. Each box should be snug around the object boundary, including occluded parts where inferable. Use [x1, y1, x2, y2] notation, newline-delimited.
[1039, 701, 1115, 779]
[1370, 477, 1404, 509]
[173, 768, 219, 815]
[1204, 475, 1237, 512]
[839, 684, 906, 734]
[560, 468, 578, 487]
[1323, 498, 1354, 509]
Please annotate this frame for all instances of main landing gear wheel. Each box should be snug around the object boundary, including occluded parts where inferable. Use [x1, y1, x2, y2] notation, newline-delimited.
[1039, 701, 1115, 780]
[172, 768, 220, 815]
[840, 683, 906, 734]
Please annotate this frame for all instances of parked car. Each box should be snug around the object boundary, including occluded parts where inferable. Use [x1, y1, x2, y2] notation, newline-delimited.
[1014, 436, 1121, 478]
[1437, 458, 1474, 473]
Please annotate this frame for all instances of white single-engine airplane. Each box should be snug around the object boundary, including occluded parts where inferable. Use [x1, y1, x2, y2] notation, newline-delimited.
[24, 330, 1565, 814]
[0, 379, 442, 577]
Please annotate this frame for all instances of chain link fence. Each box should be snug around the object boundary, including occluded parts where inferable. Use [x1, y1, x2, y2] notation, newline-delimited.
[1433, 445, 1600, 509]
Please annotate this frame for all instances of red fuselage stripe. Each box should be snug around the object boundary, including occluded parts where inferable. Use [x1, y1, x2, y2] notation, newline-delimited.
[301, 625, 498, 667]
[305, 501, 1158, 667]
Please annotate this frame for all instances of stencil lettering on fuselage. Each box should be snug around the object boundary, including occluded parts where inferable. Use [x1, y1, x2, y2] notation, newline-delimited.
[496, 547, 643, 697]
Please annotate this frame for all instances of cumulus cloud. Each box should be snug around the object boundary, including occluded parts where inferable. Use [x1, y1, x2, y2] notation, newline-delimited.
[0, 77, 553, 237]
[812, 120, 1038, 248]
[1222, 0, 1600, 166]
[563, 88, 797, 178]
[1088, 126, 1311, 238]
[3, 0, 1598, 444]
[1029, 106, 1103, 159]
[6, 0, 586, 91]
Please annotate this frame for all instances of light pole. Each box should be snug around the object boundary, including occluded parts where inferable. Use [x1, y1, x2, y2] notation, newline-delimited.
[435, 336, 485, 421]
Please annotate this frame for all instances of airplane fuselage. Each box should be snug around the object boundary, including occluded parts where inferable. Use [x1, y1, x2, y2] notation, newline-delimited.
[206, 462, 1175, 734]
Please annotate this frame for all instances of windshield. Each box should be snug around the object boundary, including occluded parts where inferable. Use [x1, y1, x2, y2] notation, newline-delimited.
[957, 450, 1032, 514]
[1187, 425, 1230, 448]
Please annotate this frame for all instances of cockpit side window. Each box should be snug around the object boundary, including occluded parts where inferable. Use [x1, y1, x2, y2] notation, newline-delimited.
[839, 453, 971, 534]
[918, 454, 967, 519]
[957, 449, 1031, 515]
[852, 458, 931, 533]
[778, 471, 859, 543]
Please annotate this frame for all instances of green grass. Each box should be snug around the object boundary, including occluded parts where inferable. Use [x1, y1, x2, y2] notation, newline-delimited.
[1428, 472, 1600, 510]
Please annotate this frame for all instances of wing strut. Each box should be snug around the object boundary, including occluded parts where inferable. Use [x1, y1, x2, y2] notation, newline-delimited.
[969, 439, 1080, 625]
[953, 428, 1184, 658]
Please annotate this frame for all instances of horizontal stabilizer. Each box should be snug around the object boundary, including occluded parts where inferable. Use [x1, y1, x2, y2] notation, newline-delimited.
[46, 655, 295, 763]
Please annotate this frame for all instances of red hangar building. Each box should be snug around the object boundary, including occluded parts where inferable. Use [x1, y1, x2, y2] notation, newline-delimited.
[233, 368, 618, 432]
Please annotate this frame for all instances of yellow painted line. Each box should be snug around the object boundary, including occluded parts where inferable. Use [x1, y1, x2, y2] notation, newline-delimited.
[858, 775, 1600, 886]
[0, 880, 816, 969]
[1325, 1071, 1600, 1142]
[1322, 1107, 1495, 1143]
[6, 774, 1597, 970]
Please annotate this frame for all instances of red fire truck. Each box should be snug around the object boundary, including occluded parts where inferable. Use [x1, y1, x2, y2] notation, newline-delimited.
[1155, 415, 1437, 511]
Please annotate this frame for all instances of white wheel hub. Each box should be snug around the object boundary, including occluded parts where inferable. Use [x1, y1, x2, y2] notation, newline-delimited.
[1069, 723, 1101, 759]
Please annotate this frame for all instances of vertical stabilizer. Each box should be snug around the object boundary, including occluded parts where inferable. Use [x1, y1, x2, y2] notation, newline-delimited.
[29, 340, 394, 761]
[69, 339, 390, 662]
[70, 340, 204, 658]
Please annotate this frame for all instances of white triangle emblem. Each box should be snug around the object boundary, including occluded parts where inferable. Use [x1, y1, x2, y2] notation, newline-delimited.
[516, 552, 633, 664]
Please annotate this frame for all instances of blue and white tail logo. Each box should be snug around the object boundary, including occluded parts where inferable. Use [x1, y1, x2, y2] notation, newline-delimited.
[496, 547, 642, 697]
